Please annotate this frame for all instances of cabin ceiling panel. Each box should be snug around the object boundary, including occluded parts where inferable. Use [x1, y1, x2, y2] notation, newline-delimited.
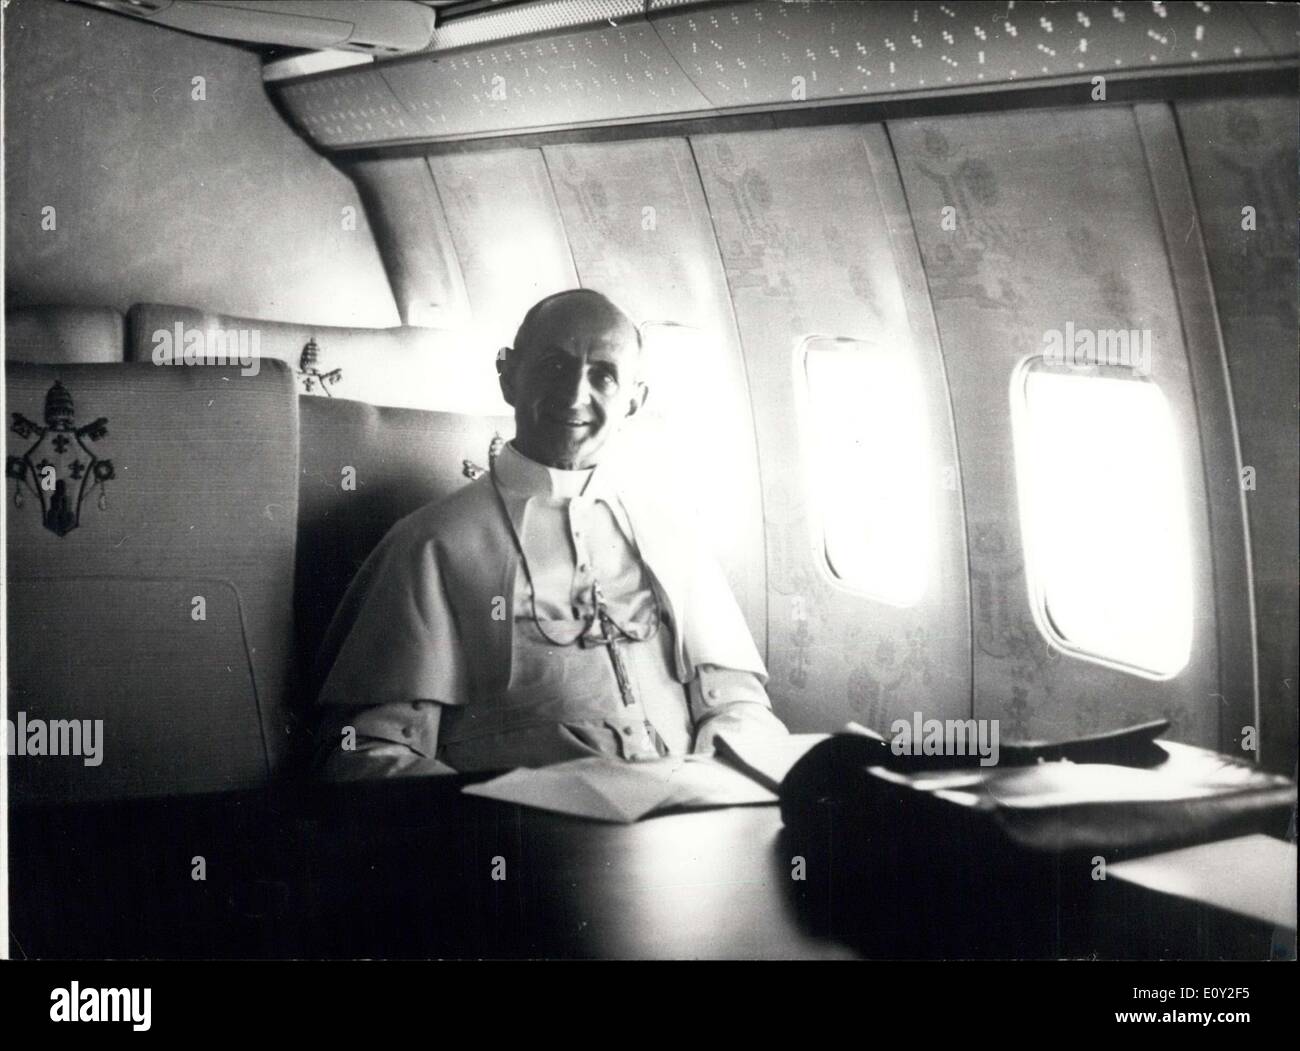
[651, 0, 1281, 106]
[383, 19, 712, 136]
[269, 2, 1296, 153]
[276, 67, 417, 147]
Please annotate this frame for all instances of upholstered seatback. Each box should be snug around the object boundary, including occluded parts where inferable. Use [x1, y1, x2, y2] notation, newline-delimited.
[5, 360, 300, 802]
[5, 305, 125, 364]
[126, 303, 506, 414]
[295, 395, 513, 696]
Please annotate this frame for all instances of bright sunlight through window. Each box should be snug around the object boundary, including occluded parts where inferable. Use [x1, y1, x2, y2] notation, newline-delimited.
[628, 322, 737, 516]
[799, 336, 934, 607]
[1012, 362, 1194, 678]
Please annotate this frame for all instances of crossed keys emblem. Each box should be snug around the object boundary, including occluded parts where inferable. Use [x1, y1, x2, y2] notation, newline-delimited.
[7, 381, 116, 537]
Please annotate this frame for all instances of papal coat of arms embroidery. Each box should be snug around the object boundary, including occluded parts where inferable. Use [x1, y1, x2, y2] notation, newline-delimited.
[297, 336, 343, 396]
[462, 432, 505, 481]
[8, 381, 115, 537]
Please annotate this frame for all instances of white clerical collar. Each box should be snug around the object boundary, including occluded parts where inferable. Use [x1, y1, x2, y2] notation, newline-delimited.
[490, 441, 640, 559]
[493, 441, 598, 500]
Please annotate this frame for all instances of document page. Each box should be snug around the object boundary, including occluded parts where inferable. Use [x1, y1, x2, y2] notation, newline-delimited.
[463, 753, 778, 822]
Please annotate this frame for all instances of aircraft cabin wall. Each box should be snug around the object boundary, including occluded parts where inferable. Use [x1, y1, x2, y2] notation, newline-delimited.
[339, 97, 1297, 764]
[1177, 96, 1299, 773]
[3, 0, 1296, 773]
[2, 0, 398, 328]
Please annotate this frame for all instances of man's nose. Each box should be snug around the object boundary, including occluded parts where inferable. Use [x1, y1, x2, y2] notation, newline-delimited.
[559, 365, 593, 407]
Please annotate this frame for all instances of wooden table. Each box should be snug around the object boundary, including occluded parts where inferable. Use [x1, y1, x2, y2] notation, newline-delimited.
[10, 776, 853, 959]
[8, 771, 1285, 960]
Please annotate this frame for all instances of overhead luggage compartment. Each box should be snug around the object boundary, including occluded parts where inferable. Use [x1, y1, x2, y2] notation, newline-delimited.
[75, 0, 438, 55]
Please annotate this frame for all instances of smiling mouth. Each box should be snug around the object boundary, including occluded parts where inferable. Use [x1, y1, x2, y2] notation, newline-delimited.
[544, 413, 594, 430]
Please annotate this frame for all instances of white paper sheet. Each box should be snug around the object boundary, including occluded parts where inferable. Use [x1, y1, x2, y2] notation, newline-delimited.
[462, 754, 778, 822]
[985, 760, 1269, 809]
[1109, 834, 1297, 931]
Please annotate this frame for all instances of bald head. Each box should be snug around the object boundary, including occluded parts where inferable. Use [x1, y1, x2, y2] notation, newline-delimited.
[512, 289, 642, 359]
[498, 289, 648, 470]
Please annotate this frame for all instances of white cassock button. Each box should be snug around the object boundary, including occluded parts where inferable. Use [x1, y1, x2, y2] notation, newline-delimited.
[707, 688, 721, 700]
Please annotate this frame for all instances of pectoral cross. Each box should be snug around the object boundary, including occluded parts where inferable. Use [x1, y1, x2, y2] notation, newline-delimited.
[582, 580, 637, 708]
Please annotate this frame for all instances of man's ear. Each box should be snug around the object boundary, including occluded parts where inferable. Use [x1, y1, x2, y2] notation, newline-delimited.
[626, 381, 649, 419]
[496, 347, 516, 406]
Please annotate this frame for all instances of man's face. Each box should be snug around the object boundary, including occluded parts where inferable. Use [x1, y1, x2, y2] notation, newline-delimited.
[501, 296, 646, 470]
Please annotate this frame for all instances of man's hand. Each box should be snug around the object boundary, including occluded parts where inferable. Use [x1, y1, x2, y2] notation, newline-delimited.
[692, 702, 789, 754]
[687, 666, 788, 754]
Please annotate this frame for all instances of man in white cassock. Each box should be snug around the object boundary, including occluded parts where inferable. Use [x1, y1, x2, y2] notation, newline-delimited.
[315, 288, 787, 777]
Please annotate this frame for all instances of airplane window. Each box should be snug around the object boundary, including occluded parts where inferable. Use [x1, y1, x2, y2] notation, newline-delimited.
[1011, 361, 1194, 678]
[797, 335, 935, 607]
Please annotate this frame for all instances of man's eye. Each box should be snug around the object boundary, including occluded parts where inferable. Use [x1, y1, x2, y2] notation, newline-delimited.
[592, 371, 618, 390]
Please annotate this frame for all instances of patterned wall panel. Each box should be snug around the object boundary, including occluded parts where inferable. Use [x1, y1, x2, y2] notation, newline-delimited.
[1177, 95, 1299, 770]
[350, 157, 471, 328]
[426, 148, 579, 359]
[542, 138, 769, 650]
[693, 124, 971, 733]
[1134, 101, 1257, 757]
[891, 106, 1219, 747]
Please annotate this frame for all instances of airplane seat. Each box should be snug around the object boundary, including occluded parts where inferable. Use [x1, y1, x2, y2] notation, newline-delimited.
[294, 395, 513, 710]
[5, 360, 300, 803]
[4, 305, 125, 364]
[126, 302, 505, 413]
